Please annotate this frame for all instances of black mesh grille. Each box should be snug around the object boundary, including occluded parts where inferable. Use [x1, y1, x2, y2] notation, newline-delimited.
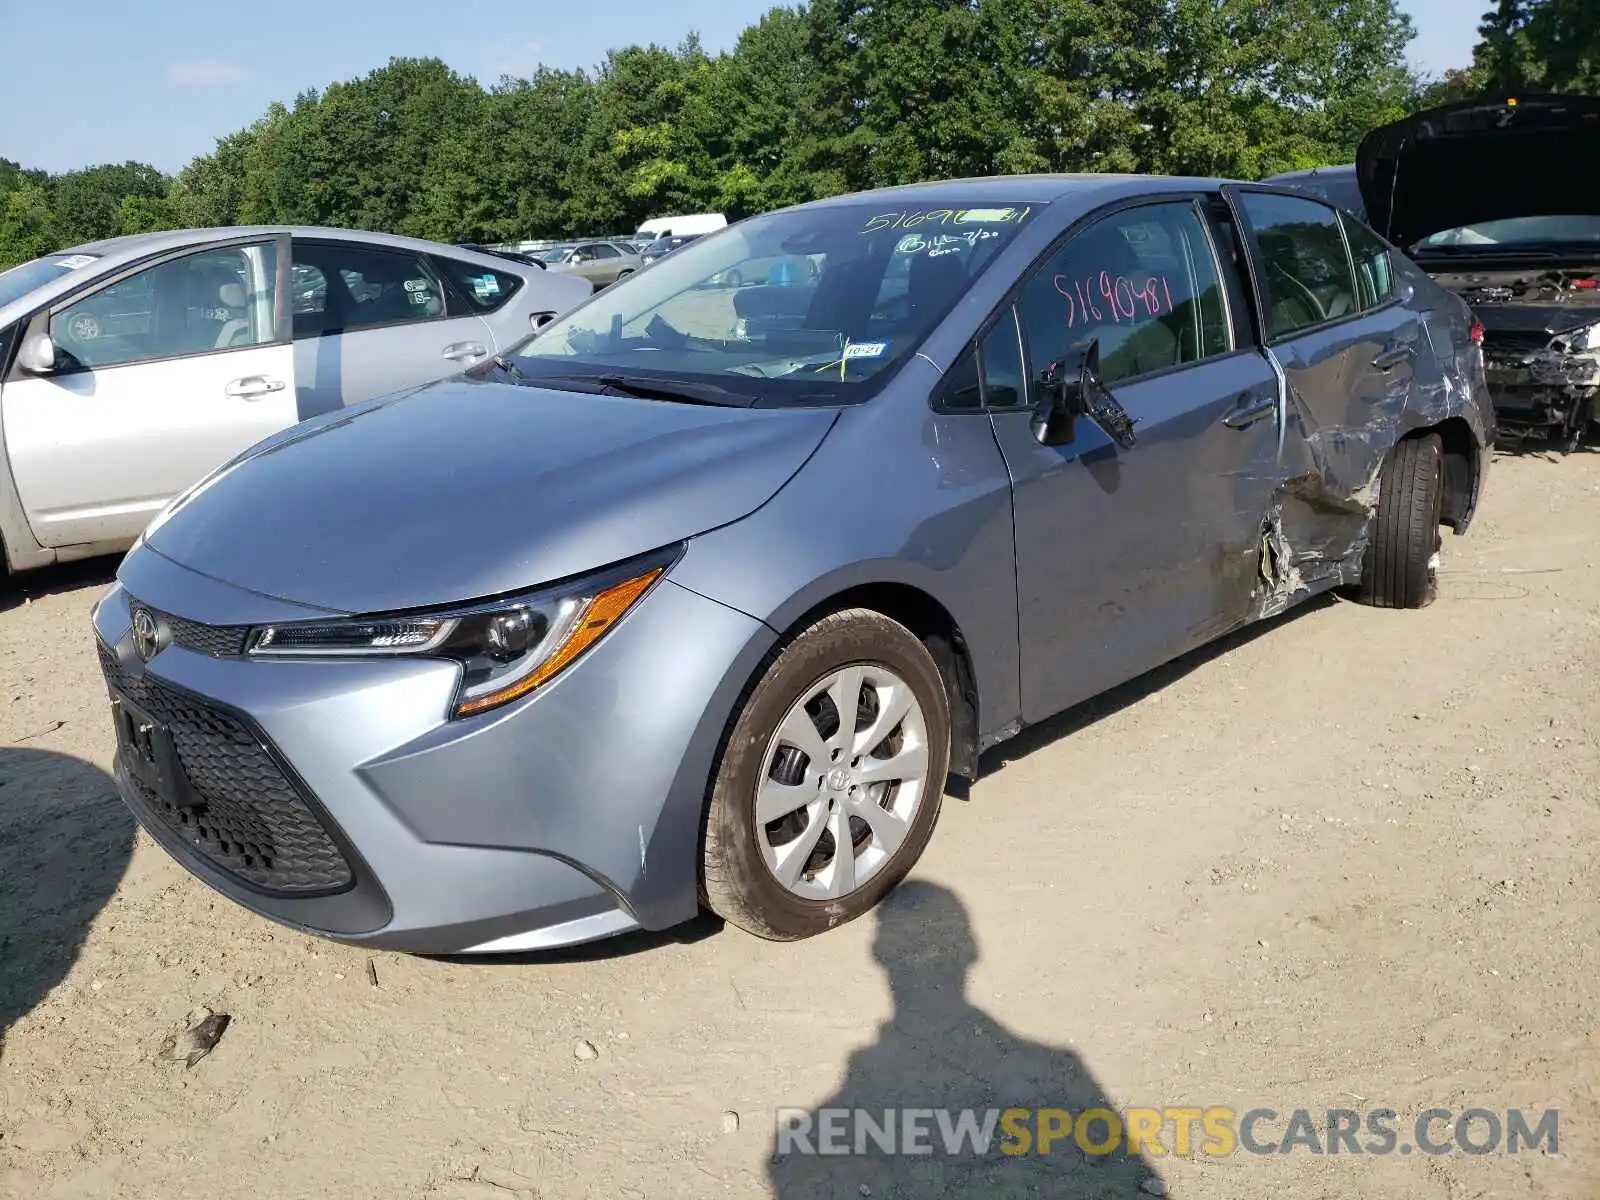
[98, 641, 353, 895]
[164, 612, 251, 657]
[127, 598, 251, 657]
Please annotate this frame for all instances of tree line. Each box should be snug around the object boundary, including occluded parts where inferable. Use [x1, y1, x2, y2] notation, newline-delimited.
[2, 0, 1595, 271]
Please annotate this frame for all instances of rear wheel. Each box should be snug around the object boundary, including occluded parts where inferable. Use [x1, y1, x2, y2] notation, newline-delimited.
[1352, 432, 1443, 609]
[701, 609, 950, 940]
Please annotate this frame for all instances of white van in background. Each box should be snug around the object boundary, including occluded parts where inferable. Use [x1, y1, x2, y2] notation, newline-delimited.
[634, 213, 727, 241]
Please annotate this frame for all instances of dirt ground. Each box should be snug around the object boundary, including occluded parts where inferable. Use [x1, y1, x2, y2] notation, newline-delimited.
[3, 447, 1600, 1199]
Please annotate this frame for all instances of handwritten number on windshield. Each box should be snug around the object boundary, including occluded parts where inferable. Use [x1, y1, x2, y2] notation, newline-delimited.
[1053, 272, 1176, 329]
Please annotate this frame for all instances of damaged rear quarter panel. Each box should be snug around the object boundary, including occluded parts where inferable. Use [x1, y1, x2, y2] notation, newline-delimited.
[1257, 271, 1490, 616]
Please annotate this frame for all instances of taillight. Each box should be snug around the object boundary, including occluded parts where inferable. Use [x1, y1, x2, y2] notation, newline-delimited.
[1469, 319, 1485, 346]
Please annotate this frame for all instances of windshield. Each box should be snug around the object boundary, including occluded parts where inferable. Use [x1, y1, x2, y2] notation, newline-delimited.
[514, 200, 1040, 405]
[0, 253, 99, 310]
[535, 246, 574, 263]
[1417, 216, 1600, 249]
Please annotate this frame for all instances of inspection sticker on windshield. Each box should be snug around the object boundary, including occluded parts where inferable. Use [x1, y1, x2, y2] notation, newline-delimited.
[843, 341, 889, 360]
[56, 254, 97, 270]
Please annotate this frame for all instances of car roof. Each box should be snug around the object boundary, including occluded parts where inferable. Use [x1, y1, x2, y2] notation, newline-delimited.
[795, 173, 1224, 212]
[1, 226, 540, 325]
[62, 225, 495, 260]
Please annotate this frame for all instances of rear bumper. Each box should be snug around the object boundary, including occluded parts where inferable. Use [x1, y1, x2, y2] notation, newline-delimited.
[93, 547, 776, 954]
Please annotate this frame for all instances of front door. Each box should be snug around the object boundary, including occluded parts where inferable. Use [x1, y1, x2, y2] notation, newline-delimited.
[3, 237, 295, 548]
[985, 198, 1285, 723]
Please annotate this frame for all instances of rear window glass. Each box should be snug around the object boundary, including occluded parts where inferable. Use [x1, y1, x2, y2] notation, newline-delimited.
[437, 258, 524, 313]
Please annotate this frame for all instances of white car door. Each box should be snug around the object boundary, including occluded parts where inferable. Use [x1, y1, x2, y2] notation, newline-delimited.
[289, 239, 495, 419]
[3, 237, 295, 549]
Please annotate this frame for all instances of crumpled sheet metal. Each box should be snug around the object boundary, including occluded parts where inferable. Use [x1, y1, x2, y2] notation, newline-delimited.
[1250, 325, 1473, 618]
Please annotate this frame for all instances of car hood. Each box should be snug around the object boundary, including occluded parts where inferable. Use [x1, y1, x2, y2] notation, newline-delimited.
[144, 377, 838, 614]
[1356, 93, 1600, 248]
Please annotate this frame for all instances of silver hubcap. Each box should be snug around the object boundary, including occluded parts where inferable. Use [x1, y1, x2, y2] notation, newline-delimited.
[755, 664, 932, 901]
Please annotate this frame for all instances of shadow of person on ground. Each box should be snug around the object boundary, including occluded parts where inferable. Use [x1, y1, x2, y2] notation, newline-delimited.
[768, 882, 1160, 1199]
[0, 747, 134, 1058]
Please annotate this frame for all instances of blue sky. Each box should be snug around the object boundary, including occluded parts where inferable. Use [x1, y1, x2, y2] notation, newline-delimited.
[0, 0, 1481, 175]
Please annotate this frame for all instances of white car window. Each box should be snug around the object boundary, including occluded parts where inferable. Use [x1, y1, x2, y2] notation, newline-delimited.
[291, 244, 446, 338]
[49, 243, 278, 370]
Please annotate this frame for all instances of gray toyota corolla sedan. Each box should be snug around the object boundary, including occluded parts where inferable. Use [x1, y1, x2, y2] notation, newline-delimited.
[92, 175, 1494, 952]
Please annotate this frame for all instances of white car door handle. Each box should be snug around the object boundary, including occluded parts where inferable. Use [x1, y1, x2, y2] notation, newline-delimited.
[442, 342, 488, 363]
[225, 376, 287, 400]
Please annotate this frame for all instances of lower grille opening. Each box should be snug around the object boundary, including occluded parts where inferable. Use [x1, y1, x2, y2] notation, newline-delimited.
[99, 641, 353, 896]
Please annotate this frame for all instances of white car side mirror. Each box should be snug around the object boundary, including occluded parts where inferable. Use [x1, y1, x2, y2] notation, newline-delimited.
[17, 332, 57, 374]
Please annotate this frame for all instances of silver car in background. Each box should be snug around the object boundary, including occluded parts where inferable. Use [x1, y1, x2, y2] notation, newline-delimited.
[0, 227, 592, 574]
[542, 240, 644, 289]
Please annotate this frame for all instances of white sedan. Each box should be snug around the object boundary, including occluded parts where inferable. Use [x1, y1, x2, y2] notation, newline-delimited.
[0, 226, 592, 574]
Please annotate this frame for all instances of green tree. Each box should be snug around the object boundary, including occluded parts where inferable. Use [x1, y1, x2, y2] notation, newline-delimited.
[50, 161, 168, 245]
[0, 183, 57, 269]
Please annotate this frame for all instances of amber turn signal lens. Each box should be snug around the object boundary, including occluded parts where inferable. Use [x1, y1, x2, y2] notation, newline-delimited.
[452, 567, 664, 717]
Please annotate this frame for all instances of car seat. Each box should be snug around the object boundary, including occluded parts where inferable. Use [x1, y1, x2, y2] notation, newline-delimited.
[213, 280, 258, 349]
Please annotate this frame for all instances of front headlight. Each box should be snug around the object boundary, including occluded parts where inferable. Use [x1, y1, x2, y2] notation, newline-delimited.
[246, 550, 676, 718]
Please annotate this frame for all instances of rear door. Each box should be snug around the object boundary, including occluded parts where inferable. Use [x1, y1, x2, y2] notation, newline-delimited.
[1229, 189, 1420, 583]
[290, 239, 495, 418]
[2, 236, 294, 548]
[982, 196, 1285, 722]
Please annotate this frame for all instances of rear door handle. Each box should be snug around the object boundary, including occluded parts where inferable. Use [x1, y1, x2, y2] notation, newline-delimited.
[1372, 343, 1414, 371]
[225, 376, 286, 400]
[442, 341, 488, 363]
[1223, 392, 1276, 430]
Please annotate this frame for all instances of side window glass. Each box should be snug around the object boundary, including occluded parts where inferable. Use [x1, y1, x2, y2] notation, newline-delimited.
[51, 243, 278, 370]
[1239, 193, 1358, 338]
[940, 310, 1026, 412]
[436, 258, 524, 314]
[592, 243, 620, 260]
[1017, 201, 1231, 387]
[942, 346, 983, 411]
[291, 244, 445, 338]
[979, 308, 1027, 408]
[1341, 213, 1395, 311]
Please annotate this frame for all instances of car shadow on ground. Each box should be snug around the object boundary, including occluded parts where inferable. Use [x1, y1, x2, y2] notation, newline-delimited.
[0, 554, 120, 615]
[764, 881, 1161, 1198]
[0, 747, 134, 1060]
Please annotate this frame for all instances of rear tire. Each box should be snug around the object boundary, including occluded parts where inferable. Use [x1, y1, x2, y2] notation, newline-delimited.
[701, 609, 950, 941]
[1352, 432, 1443, 609]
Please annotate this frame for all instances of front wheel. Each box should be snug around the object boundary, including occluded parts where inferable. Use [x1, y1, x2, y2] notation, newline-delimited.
[701, 609, 950, 940]
[1351, 432, 1443, 609]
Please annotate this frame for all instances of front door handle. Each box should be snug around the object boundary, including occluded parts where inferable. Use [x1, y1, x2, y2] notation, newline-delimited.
[1372, 343, 1414, 371]
[225, 376, 286, 400]
[1223, 392, 1277, 430]
[442, 341, 488, 363]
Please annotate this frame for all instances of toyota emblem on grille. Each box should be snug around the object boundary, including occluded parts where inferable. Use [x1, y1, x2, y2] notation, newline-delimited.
[130, 607, 163, 662]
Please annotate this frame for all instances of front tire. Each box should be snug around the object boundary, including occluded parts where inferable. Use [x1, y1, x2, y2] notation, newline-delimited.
[701, 609, 950, 941]
[1353, 432, 1443, 609]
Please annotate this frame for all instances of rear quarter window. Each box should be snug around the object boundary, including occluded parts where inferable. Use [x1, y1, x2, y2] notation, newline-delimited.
[437, 258, 524, 314]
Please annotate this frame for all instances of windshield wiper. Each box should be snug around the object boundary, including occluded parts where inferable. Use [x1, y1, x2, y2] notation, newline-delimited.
[506, 371, 750, 406]
[594, 374, 749, 406]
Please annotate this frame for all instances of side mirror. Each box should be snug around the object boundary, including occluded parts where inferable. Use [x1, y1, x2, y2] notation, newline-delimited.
[1031, 338, 1138, 450]
[17, 332, 57, 375]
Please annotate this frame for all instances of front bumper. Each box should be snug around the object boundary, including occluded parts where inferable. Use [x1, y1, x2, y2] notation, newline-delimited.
[93, 548, 775, 954]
